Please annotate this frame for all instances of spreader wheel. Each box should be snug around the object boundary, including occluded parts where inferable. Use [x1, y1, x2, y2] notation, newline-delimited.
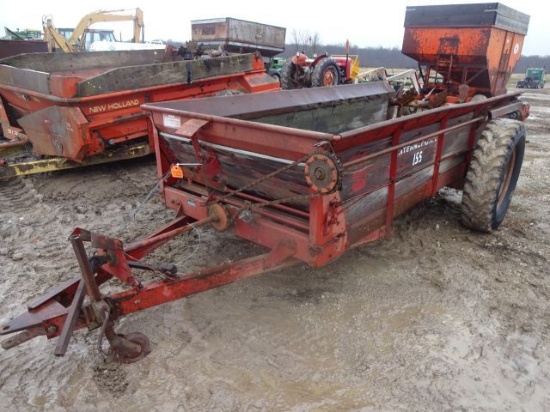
[461, 118, 526, 233]
[113, 332, 151, 364]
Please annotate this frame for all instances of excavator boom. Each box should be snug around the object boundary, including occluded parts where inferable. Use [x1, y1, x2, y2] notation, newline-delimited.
[43, 8, 145, 52]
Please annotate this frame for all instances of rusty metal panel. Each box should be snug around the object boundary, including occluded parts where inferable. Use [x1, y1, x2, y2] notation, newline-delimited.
[0, 49, 180, 97]
[148, 82, 394, 123]
[162, 132, 310, 207]
[404, 3, 529, 35]
[402, 3, 528, 97]
[339, 121, 442, 206]
[343, 186, 388, 244]
[0, 39, 48, 60]
[191, 17, 285, 58]
[441, 113, 474, 157]
[403, 26, 495, 65]
[0, 63, 52, 94]
[77, 54, 255, 96]
[402, 25, 525, 96]
[0, 49, 167, 73]
[17, 105, 91, 160]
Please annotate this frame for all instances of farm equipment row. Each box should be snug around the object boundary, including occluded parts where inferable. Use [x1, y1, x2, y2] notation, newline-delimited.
[0, 16, 287, 179]
[0, 3, 533, 362]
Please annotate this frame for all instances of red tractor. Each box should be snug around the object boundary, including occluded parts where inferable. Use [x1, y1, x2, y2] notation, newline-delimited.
[280, 51, 360, 89]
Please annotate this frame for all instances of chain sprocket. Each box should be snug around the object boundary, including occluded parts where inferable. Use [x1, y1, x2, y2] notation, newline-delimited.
[304, 152, 343, 194]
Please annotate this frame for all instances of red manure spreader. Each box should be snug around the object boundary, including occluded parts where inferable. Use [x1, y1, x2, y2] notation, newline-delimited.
[0, 3, 532, 362]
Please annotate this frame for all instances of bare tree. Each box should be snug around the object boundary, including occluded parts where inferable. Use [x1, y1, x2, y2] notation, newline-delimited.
[309, 32, 321, 55]
[289, 29, 321, 55]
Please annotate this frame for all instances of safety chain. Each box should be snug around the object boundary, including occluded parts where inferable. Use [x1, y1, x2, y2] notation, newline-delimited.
[207, 147, 343, 227]
[209, 151, 317, 206]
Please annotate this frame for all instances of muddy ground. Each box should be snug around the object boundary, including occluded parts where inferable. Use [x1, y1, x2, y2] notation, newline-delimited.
[0, 86, 549, 412]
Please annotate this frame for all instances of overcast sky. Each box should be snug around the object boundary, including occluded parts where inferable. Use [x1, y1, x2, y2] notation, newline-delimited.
[0, 0, 547, 56]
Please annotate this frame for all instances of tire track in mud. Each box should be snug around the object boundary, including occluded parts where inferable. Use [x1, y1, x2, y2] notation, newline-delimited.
[0, 162, 168, 407]
[0, 177, 73, 314]
[0, 162, 192, 409]
[376, 171, 550, 407]
[0, 177, 95, 411]
[0, 340, 98, 411]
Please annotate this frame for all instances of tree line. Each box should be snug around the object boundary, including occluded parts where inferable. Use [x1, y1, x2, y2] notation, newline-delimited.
[279, 43, 548, 74]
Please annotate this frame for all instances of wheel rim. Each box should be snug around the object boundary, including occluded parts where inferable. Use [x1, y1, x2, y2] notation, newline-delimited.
[114, 332, 151, 364]
[497, 147, 516, 209]
[322, 69, 336, 86]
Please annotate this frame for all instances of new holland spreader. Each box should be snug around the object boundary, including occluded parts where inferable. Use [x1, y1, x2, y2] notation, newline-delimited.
[0, 50, 278, 179]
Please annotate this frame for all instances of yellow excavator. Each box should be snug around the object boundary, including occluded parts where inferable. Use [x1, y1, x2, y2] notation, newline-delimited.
[42, 8, 145, 52]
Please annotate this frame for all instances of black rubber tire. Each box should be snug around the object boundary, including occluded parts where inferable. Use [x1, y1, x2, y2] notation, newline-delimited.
[461, 118, 526, 233]
[311, 58, 340, 87]
[280, 60, 304, 90]
[268, 70, 281, 83]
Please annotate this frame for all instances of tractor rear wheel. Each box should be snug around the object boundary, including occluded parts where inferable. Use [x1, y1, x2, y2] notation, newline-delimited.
[268, 71, 281, 84]
[311, 58, 340, 87]
[280, 60, 304, 90]
[461, 118, 526, 233]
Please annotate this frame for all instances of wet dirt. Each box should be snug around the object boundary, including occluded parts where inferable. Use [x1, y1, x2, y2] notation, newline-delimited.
[0, 87, 549, 412]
